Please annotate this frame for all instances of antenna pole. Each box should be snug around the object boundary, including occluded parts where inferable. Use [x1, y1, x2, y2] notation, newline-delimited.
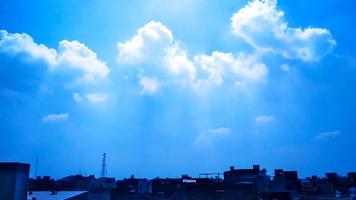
[100, 153, 107, 178]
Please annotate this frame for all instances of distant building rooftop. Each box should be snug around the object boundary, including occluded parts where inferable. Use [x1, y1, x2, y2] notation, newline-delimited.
[0, 162, 30, 171]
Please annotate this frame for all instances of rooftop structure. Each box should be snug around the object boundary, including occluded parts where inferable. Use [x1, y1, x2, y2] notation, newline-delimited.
[0, 162, 30, 200]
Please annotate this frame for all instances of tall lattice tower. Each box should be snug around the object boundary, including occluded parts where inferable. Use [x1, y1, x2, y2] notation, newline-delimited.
[100, 153, 107, 178]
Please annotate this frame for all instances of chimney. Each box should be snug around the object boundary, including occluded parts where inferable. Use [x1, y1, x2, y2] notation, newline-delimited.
[230, 166, 235, 171]
[253, 165, 260, 171]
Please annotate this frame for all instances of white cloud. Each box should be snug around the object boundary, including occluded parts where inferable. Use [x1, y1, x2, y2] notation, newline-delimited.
[117, 21, 174, 64]
[56, 40, 109, 83]
[117, 21, 196, 87]
[164, 45, 196, 85]
[255, 115, 275, 124]
[114, 1, 336, 94]
[117, 21, 269, 92]
[194, 51, 268, 87]
[139, 77, 160, 95]
[314, 130, 341, 140]
[231, 0, 336, 62]
[85, 93, 108, 103]
[0, 30, 57, 65]
[0, 30, 109, 84]
[42, 113, 69, 123]
[194, 127, 231, 146]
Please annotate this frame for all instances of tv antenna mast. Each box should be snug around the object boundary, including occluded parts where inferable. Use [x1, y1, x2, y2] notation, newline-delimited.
[100, 153, 107, 178]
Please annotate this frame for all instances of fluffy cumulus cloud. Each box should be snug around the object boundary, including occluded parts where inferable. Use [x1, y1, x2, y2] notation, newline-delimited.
[117, 21, 196, 88]
[231, 0, 336, 62]
[117, 21, 268, 93]
[194, 51, 267, 87]
[314, 130, 341, 141]
[139, 77, 160, 95]
[115, 1, 337, 94]
[56, 40, 109, 83]
[0, 30, 109, 85]
[255, 115, 275, 124]
[1, 0, 336, 97]
[117, 21, 173, 64]
[194, 128, 231, 146]
[42, 113, 69, 123]
[0, 30, 57, 65]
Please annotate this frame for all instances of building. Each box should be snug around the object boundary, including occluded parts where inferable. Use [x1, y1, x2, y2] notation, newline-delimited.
[223, 165, 270, 196]
[29, 176, 56, 191]
[270, 169, 300, 193]
[151, 178, 181, 198]
[348, 172, 356, 187]
[57, 175, 96, 190]
[0, 162, 30, 200]
[224, 165, 261, 183]
[350, 187, 356, 200]
[116, 176, 150, 194]
[93, 177, 116, 189]
[182, 182, 257, 200]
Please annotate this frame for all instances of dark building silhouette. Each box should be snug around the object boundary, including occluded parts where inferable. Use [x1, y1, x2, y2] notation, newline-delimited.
[29, 176, 56, 191]
[224, 165, 261, 182]
[0, 162, 30, 200]
[151, 178, 181, 198]
[57, 175, 96, 190]
[260, 192, 292, 200]
[0, 161, 353, 200]
[183, 181, 256, 200]
[348, 172, 356, 187]
[270, 169, 300, 193]
[116, 176, 150, 194]
[223, 165, 269, 198]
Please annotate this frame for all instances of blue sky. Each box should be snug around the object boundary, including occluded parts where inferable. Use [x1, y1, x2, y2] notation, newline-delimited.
[0, 0, 355, 179]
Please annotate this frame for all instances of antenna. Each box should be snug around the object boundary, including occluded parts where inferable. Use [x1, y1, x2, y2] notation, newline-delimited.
[100, 153, 107, 178]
